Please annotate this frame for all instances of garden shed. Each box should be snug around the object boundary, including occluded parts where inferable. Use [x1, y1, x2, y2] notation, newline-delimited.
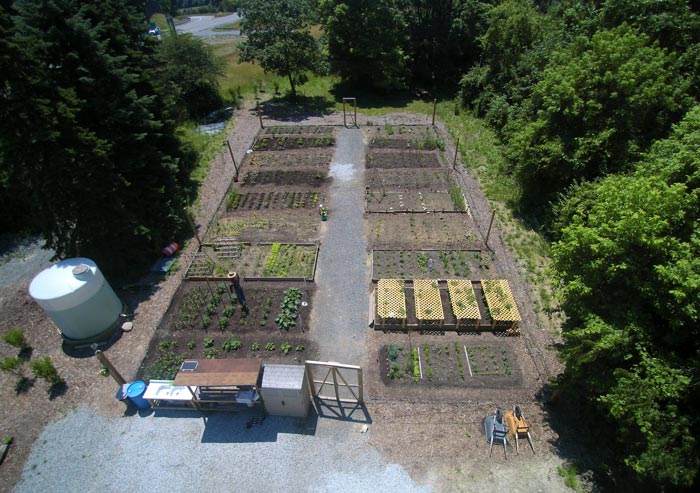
[260, 364, 310, 417]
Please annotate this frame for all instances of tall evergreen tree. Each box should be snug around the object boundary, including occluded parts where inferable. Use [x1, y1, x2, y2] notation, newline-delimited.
[0, 0, 194, 276]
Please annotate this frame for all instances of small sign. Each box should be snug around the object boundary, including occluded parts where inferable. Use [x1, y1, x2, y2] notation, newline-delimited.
[180, 361, 198, 372]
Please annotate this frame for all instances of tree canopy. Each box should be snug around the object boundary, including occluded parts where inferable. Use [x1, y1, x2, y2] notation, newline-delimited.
[239, 0, 326, 96]
[0, 0, 195, 276]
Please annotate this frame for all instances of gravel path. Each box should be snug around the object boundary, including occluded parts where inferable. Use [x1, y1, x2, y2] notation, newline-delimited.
[14, 406, 426, 493]
[308, 127, 369, 364]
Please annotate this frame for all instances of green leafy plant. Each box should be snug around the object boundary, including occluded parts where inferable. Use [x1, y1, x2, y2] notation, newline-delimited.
[203, 347, 220, 359]
[187, 340, 196, 350]
[222, 338, 242, 352]
[30, 356, 63, 384]
[223, 305, 235, 317]
[2, 329, 29, 350]
[265, 342, 276, 351]
[295, 344, 304, 352]
[280, 342, 292, 355]
[388, 362, 403, 379]
[0, 356, 24, 376]
[218, 316, 230, 330]
[275, 287, 303, 330]
[203, 338, 214, 348]
[202, 316, 211, 329]
[413, 348, 420, 383]
[146, 351, 184, 381]
[251, 342, 261, 351]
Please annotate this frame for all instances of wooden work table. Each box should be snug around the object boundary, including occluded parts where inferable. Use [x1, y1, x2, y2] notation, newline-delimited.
[173, 358, 262, 389]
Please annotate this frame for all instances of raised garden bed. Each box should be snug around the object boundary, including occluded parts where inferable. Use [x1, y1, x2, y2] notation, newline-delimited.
[252, 135, 335, 151]
[368, 213, 482, 249]
[211, 211, 321, 244]
[380, 342, 519, 387]
[241, 169, 328, 187]
[366, 168, 455, 190]
[366, 151, 442, 169]
[376, 279, 407, 328]
[481, 279, 521, 334]
[226, 190, 324, 211]
[245, 149, 334, 169]
[365, 191, 459, 212]
[413, 279, 444, 328]
[184, 243, 318, 281]
[372, 249, 491, 280]
[262, 125, 333, 135]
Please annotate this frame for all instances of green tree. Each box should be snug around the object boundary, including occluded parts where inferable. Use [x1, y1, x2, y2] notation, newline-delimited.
[0, 0, 194, 277]
[238, 0, 326, 97]
[158, 34, 224, 120]
[509, 25, 690, 205]
[552, 106, 700, 487]
[321, 0, 409, 91]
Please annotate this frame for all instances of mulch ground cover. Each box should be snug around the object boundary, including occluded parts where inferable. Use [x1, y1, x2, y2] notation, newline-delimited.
[212, 210, 322, 244]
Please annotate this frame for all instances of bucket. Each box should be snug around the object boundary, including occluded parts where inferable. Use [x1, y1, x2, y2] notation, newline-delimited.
[321, 214, 327, 221]
[126, 381, 150, 409]
[161, 242, 179, 257]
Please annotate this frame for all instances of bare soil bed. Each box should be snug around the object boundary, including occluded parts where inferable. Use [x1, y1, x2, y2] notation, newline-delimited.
[366, 150, 442, 169]
[367, 212, 483, 249]
[244, 148, 334, 170]
[366, 190, 458, 212]
[252, 135, 335, 151]
[379, 341, 521, 388]
[366, 168, 455, 190]
[262, 125, 333, 135]
[372, 249, 492, 280]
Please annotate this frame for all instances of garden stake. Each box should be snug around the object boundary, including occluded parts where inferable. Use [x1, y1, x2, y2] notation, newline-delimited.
[95, 350, 125, 386]
[226, 139, 239, 180]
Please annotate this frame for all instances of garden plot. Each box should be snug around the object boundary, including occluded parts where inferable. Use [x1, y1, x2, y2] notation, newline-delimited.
[212, 210, 321, 244]
[364, 124, 441, 142]
[380, 342, 519, 388]
[365, 191, 457, 212]
[225, 190, 325, 211]
[244, 148, 334, 170]
[366, 168, 455, 191]
[184, 243, 318, 280]
[372, 249, 492, 280]
[368, 212, 482, 249]
[252, 135, 335, 151]
[366, 150, 442, 169]
[262, 125, 333, 135]
[241, 169, 328, 187]
[140, 282, 317, 381]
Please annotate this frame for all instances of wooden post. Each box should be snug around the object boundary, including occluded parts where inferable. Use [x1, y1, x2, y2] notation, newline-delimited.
[256, 102, 263, 128]
[354, 100, 357, 127]
[95, 350, 126, 385]
[453, 137, 460, 168]
[485, 210, 496, 248]
[342, 99, 347, 127]
[185, 209, 202, 248]
[431, 99, 437, 126]
[357, 367, 363, 403]
[226, 139, 239, 178]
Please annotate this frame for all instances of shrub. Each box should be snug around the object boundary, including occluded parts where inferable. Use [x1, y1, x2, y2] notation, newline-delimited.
[30, 357, 63, 384]
[0, 357, 24, 376]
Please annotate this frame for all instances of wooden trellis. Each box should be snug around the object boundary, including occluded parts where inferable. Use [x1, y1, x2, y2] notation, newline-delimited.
[481, 279, 521, 333]
[184, 253, 216, 279]
[447, 279, 480, 330]
[413, 279, 444, 328]
[213, 238, 244, 259]
[376, 279, 406, 328]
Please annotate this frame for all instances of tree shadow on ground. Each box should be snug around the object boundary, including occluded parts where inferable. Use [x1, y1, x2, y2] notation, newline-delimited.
[259, 95, 335, 122]
[541, 384, 653, 493]
[327, 80, 456, 112]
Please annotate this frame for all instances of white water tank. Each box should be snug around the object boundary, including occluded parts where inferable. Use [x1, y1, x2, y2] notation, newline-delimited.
[29, 258, 123, 342]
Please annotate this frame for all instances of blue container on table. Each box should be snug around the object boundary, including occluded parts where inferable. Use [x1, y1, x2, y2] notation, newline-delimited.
[126, 381, 150, 409]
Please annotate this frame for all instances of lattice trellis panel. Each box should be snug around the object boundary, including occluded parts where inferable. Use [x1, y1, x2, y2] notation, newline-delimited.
[185, 253, 216, 279]
[377, 279, 406, 319]
[213, 238, 244, 259]
[413, 279, 444, 322]
[481, 279, 521, 322]
[447, 279, 480, 320]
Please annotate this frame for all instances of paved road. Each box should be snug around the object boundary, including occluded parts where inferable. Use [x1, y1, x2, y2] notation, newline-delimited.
[176, 13, 240, 37]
